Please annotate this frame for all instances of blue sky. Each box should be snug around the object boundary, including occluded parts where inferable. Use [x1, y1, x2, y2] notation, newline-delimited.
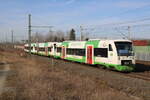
[1, 0, 150, 41]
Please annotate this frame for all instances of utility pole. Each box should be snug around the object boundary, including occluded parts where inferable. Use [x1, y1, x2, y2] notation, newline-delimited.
[80, 26, 83, 41]
[28, 14, 32, 55]
[128, 26, 131, 40]
[5, 33, 7, 43]
[11, 30, 14, 44]
[11, 30, 14, 48]
[35, 32, 39, 43]
[27, 14, 53, 56]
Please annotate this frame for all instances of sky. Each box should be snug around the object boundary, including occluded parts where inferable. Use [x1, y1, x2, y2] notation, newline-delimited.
[1, 0, 150, 42]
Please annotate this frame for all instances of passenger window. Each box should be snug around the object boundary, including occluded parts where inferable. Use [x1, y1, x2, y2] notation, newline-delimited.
[94, 48, 108, 57]
[109, 44, 113, 51]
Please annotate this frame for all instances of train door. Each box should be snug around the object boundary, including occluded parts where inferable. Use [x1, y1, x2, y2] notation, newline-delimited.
[36, 43, 39, 54]
[32, 46, 35, 52]
[61, 46, 66, 59]
[86, 45, 93, 64]
[37, 46, 39, 54]
[108, 44, 114, 64]
[53, 44, 57, 56]
[45, 47, 48, 56]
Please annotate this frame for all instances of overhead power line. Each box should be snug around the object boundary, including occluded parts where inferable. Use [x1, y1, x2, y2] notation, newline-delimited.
[89, 17, 150, 28]
[31, 26, 53, 28]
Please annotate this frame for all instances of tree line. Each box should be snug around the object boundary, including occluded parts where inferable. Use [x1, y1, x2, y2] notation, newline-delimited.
[31, 28, 76, 42]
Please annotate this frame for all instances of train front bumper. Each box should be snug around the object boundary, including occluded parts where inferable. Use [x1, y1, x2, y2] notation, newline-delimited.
[115, 64, 135, 72]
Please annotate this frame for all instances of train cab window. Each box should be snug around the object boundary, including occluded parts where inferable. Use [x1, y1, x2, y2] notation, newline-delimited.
[109, 44, 113, 51]
[94, 48, 108, 57]
[115, 42, 133, 56]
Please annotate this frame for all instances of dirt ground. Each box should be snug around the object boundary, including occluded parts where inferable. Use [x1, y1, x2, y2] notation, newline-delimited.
[0, 48, 149, 100]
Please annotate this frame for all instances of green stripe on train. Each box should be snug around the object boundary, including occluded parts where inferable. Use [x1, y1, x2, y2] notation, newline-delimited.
[66, 55, 134, 71]
[66, 56, 86, 63]
[95, 62, 134, 71]
[62, 41, 69, 47]
[85, 40, 100, 48]
[44, 42, 48, 46]
[54, 55, 61, 58]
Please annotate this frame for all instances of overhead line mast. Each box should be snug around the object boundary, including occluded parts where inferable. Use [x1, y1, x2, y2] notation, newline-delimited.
[128, 26, 131, 40]
[28, 14, 32, 55]
[80, 26, 83, 41]
[28, 14, 53, 56]
[11, 30, 14, 47]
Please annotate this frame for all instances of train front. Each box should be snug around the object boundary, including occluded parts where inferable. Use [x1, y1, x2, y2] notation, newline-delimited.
[114, 40, 135, 71]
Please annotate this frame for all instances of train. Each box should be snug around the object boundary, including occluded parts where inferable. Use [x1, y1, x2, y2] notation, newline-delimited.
[24, 39, 135, 72]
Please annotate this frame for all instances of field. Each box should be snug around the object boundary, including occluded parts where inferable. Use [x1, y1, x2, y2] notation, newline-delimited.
[0, 47, 149, 100]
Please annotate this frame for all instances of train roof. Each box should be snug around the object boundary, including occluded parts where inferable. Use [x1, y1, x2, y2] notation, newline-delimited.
[89, 39, 132, 42]
[24, 39, 132, 47]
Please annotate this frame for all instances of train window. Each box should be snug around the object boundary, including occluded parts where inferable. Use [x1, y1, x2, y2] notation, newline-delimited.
[25, 46, 33, 50]
[67, 48, 73, 55]
[25, 46, 29, 50]
[48, 47, 52, 52]
[76, 49, 85, 56]
[94, 48, 108, 57]
[35, 47, 39, 51]
[39, 48, 45, 51]
[30, 47, 33, 50]
[66, 48, 85, 56]
[57, 47, 61, 52]
[109, 44, 113, 51]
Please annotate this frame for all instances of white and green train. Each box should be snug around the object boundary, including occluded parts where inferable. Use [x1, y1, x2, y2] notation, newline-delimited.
[24, 39, 135, 72]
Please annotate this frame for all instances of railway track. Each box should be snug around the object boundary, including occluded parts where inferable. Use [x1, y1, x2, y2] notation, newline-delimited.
[95, 64, 150, 81]
[126, 73, 150, 81]
[32, 54, 150, 82]
[102, 68, 150, 81]
[98, 67, 150, 81]
[67, 60, 150, 81]
[89, 64, 150, 81]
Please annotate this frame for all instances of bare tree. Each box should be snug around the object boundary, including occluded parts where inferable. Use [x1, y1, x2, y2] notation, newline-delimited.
[30, 30, 66, 42]
[31, 32, 45, 42]
[45, 30, 65, 42]
[45, 31, 54, 42]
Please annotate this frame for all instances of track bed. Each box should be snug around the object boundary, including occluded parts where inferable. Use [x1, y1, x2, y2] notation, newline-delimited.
[0, 48, 149, 100]
[32, 54, 150, 100]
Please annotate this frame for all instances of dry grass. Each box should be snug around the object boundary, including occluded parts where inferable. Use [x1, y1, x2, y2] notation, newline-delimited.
[0, 49, 138, 100]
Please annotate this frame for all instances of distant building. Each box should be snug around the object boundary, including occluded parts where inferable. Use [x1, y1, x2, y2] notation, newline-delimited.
[132, 40, 150, 46]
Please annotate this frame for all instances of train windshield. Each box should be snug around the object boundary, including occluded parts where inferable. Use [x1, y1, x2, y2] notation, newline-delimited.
[115, 42, 133, 56]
